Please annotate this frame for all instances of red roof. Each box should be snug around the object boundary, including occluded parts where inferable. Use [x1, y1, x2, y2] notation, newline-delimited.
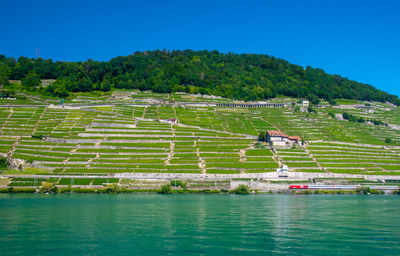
[267, 130, 284, 137]
[267, 130, 301, 141]
[289, 136, 301, 141]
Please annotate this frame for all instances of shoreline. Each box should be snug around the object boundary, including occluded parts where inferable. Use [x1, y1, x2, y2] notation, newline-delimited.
[1, 186, 397, 195]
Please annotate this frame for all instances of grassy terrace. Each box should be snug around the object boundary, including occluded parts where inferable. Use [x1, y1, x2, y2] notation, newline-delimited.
[5, 177, 120, 187]
[306, 142, 400, 174]
[276, 147, 320, 171]
[0, 91, 399, 176]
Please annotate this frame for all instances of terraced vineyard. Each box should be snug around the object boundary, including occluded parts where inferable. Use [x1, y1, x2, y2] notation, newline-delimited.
[0, 90, 399, 179]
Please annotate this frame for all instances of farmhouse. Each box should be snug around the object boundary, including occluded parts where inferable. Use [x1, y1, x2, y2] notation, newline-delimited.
[301, 99, 309, 106]
[266, 130, 301, 147]
[160, 118, 178, 124]
[168, 118, 177, 124]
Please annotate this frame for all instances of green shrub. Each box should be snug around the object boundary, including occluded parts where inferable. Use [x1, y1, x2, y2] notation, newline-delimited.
[31, 134, 43, 140]
[369, 189, 384, 195]
[232, 184, 250, 194]
[0, 157, 7, 168]
[160, 184, 172, 194]
[39, 182, 57, 193]
[356, 186, 370, 195]
[372, 119, 384, 126]
[392, 189, 400, 195]
[104, 183, 121, 193]
[307, 106, 316, 113]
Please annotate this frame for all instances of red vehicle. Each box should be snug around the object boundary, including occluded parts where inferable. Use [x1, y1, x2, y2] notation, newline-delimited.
[289, 185, 309, 189]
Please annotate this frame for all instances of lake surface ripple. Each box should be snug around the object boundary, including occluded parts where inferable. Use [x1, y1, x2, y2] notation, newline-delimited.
[0, 194, 399, 255]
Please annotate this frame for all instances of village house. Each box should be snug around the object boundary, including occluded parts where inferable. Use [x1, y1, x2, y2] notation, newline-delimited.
[160, 118, 178, 124]
[168, 118, 178, 124]
[301, 99, 309, 107]
[266, 130, 301, 147]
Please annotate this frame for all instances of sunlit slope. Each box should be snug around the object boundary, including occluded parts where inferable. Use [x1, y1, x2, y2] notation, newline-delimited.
[0, 91, 399, 175]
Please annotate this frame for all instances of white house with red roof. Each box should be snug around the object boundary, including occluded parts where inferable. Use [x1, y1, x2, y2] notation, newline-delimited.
[266, 130, 301, 147]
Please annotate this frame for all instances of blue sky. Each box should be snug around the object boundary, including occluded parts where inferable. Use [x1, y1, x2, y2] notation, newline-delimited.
[1, 0, 399, 96]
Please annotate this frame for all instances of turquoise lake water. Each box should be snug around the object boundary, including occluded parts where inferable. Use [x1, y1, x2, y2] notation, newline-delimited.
[0, 194, 399, 255]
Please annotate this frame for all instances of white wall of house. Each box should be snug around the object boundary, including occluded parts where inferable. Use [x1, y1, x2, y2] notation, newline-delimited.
[270, 136, 282, 142]
[301, 100, 309, 106]
[272, 141, 287, 146]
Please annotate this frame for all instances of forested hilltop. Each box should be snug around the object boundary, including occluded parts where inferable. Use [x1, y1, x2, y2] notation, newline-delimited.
[0, 50, 399, 105]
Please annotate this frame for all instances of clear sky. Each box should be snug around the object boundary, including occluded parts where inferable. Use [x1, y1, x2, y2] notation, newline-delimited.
[1, 0, 399, 96]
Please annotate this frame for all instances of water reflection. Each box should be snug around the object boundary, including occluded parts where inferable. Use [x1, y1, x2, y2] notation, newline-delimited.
[0, 194, 399, 255]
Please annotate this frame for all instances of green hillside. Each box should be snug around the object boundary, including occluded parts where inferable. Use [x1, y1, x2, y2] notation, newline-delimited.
[0, 90, 399, 179]
[1, 50, 399, 105]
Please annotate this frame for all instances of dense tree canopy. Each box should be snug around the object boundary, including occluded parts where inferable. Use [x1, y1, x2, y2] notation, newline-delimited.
[0, 50, 398, 104]
[21, 71, 41, 89]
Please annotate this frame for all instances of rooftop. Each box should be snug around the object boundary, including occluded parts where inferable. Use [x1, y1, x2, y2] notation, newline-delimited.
[267, 130, 301, 141]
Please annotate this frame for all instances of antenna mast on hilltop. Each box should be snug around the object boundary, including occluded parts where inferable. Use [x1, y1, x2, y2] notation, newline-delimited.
[37, 48, 39, 59]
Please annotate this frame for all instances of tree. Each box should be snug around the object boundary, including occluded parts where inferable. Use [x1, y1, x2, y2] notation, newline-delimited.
[22, 71, 41, 89]
[307, 94, 320, 105]
[45, 79, 69, 98]
[258, 131, 266, 141]
[233, 184, 250, 194]
[0, 157, 7, 168]
[328, 99, 337, 106]
[307, 106, 316, 113]
[172, 84, 186, 93]
[0, 65, 10, 86]
[100, 79, 111, 92]
[105, 183, 121, 193]
[372, 119, 384, 126]
[356, 186, 370, 195]
[1, 50, 400, 105]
